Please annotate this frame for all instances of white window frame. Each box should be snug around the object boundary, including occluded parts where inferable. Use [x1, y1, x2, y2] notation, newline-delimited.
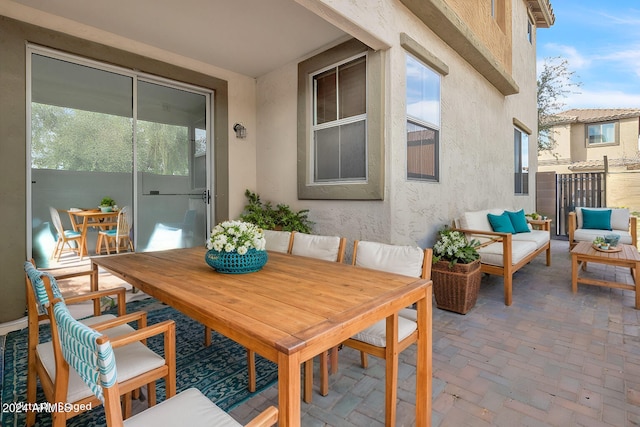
[310, 53, 368, 183]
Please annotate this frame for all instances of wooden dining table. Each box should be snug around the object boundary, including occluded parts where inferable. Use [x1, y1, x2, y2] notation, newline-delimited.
[91, 247, 433, 427]
[67, 209, 119, 257]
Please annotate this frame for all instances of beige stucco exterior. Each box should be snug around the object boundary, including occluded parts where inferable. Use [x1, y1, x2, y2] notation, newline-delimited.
[0, 0, 552, 322]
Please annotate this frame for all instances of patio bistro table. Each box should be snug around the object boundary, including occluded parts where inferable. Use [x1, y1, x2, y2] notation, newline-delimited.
[571, 241, 640, 309]
[68, 209, 119, 257]
[91, 247, 432, 427]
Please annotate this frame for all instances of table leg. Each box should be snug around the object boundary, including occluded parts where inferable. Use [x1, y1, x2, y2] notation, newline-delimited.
[278, 351, 301, 427]
[415, 288, 431, 427]
[571, 254, 578, 294]
[385, 313, 399, 427]
[91, 261, 100, 315]
[79, 217, 90, 258]
[634, 262, 640, 309]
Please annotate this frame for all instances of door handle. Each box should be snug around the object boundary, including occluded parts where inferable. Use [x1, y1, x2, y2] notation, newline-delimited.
[202, 190, 211, 204]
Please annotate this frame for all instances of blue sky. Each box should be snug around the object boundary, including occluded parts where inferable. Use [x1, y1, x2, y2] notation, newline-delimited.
[536, 0, 640, 110]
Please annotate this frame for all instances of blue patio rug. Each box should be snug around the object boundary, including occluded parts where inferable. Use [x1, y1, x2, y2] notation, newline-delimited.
[0, 298, 278, 426]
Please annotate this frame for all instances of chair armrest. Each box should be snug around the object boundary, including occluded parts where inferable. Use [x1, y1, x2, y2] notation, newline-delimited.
[449, 227, 508, 239]
[631, 215, 638, 247]
[62, 287, 127, 317]
[109, 319, 175, 348]
[568, 212, 577, 243]
[90, 310, 148, 332]
[245, 406, 279, 427]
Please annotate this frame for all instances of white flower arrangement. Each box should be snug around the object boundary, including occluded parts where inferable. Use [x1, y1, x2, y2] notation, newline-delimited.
[206, 220, 266, 255]
[433, 227, 480, 268]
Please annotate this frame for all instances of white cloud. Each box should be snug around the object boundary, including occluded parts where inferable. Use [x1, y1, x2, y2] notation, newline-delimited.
[541, 43, 590, 70]
[565, 89, 640, 109]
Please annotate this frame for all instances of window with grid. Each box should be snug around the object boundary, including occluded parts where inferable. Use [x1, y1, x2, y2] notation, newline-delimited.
[312, 55, 367, 182]
[406, 54, 440, 181]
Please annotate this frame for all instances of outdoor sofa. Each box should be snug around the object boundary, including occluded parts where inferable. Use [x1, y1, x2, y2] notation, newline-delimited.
[453, 208, 551, 306]
[568, 207, 637, 249]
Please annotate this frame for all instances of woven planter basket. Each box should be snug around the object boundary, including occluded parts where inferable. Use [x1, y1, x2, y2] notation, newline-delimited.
[432, 259, 481, 314]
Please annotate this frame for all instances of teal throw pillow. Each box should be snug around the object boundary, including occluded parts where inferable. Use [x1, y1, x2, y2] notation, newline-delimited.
[487, 212, 515, 234]
[582, 208, 612, 230]
[506, 209, 530, 233]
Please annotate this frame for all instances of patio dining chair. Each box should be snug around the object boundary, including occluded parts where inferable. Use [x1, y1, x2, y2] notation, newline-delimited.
[290, 232, 346, 402]
[49, 206, 83, 261]
[97, 205, 134, 254]
[24, 261, 176, 427]
[262, 229, 294, 253]
[339, 241, 431, 423]
[50, 298, 279, 427]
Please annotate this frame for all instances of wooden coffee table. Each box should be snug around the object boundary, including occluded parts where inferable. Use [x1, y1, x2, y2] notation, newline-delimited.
[571, 241, 640, 308]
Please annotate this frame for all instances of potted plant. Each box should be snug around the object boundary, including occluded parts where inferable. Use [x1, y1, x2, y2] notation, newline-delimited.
[240, 190, 313, 233]
[205, 220, 268, 273]
[431, 227, 482, 314]
[99, 197, 116, 212]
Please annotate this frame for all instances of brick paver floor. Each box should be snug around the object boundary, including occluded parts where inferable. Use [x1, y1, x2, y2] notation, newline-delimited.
[55, 238, 640, 426]
[228, 239, 640, 426]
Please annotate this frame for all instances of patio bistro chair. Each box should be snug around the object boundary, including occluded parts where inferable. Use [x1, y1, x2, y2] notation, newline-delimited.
[97, 205, 134, 254]
[50, 298, 279, 427]
[49, 206, 83, 261]
[24, 261, 176, 427]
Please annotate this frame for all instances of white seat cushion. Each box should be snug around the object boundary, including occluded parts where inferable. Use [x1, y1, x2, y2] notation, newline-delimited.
[124, 387, 241, 427]
[573, 228, 633, 245]
[291, 233, 341, 261]
[477, 240, 537, 267]
[398, 308, 417, 321]
[355, 241, 424, 277]
[511, 230, 550, 249]
[263, 229, 291, 253]
[38, 317, 165, 403]
[351, 316, 417, 348]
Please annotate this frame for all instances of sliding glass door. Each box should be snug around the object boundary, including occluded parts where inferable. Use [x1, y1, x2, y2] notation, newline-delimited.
[28, 46, 211, 266]
[136, 81, 208, 251]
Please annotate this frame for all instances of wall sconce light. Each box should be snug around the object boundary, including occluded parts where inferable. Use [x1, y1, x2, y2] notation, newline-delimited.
[233, 123, 247, 139]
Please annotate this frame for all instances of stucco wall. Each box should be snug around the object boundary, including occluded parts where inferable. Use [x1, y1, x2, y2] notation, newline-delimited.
[255, 0, 538, 256]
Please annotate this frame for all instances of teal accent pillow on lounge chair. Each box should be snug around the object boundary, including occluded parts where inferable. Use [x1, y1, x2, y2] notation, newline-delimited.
[582, 208, 612, 230]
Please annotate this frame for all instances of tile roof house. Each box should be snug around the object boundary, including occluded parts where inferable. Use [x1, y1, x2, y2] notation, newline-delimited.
[539, 108, 640, 173]
[0, 0, 554, 322]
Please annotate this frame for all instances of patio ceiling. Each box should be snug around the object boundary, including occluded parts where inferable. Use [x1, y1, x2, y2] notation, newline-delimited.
[8, 0, 348, 78]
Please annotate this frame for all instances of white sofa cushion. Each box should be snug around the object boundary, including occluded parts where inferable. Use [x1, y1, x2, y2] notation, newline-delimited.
[573, 228, 633, 245]
[576, 207, 630, 231]
[456, 209, 506, 244]
[477, 240, 537, 267]
[511, 229, 550, 249]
